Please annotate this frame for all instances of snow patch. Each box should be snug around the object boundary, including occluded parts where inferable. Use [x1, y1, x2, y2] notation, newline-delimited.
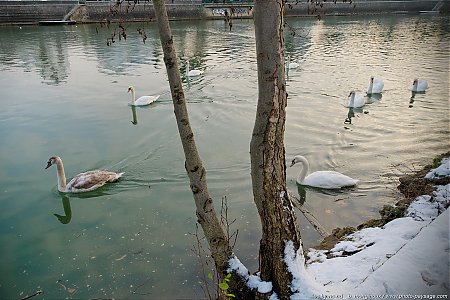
[407, 184, 449, 221]
[306, 249, 327, 264]
[248, 275, 272, 293]
[306, 180, 449, 296]
[425, 157, 450, 179]
[227, 256, 250, 278]
[283, 241, 325, 298]
[227, 256, 273, 294]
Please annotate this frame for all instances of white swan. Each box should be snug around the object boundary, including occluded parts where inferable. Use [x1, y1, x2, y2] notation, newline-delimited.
[287, 56, 299, 69]
[366, 76, 384, 94]
[290, 155, 358, 189]
[128, 86, 160, 106]
[347, 91, 365, 108]
[45, 156, 124, 193]
[186, 61, 202, 77]
[411, 78, 428, 92]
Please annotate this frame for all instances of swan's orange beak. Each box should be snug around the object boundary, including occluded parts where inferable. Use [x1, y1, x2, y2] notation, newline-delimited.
[289, 160, 296, 167]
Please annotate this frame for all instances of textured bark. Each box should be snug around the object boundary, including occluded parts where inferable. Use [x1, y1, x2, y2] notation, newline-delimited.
[153, 0, 233, 281]
[251, 0, 302, 298]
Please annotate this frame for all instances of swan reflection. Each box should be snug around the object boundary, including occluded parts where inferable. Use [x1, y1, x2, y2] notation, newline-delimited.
[344, 107, 355, 124]
[409, 92, 416, 108]
[130, 106, 138, 125]
[409, 90, 428, 108]
[366, 93, 382, 103]
[54, 194, 72, 224]
[296, 185, 307, 205]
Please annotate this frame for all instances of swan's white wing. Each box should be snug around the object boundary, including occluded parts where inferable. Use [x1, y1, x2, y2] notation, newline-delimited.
[348, 94, 365, 108]
[133, 95, 160, 106]
[418, 80, 428, 91]
[303, 171, 358, 189]
[188, 70, 202, 77]
[373, 79, 384, 93]
[411, 79, 428, 92]
[67, 171, 123, 193]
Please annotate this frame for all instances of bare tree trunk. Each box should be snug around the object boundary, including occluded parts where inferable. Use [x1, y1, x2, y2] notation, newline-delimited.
[152, 0, 233, 282]
[251, 0, 302, 298]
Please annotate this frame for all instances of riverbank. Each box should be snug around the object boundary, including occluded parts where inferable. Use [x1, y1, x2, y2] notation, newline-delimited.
[227, 153, 449, 298]
[0, 0, 448, 25]
[313, 151, 450, 252]
[300, 153, 450, 297]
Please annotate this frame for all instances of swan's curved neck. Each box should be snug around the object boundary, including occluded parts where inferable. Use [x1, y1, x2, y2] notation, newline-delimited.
[349, 93, 355, 105]
[367, 81, 373, 94]
[130, 89, 136, 104]
[294, 156, 309, 183]
[412, 80, 418, 92]
[186, 62, 190, 76]
[54, 158, 67, 192]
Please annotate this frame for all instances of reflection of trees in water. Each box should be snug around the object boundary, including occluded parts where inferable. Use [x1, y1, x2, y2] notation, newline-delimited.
[0, 24, 163, 82]
[0, 16, 449, 85]
[35, 35, 70, 85]
[0, 21, 260, 85]
[0, 26, 70, 85]
[66, 23, 163, 75]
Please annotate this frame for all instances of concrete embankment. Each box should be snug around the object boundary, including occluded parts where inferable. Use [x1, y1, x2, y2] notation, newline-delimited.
[0, 0, 448, 25]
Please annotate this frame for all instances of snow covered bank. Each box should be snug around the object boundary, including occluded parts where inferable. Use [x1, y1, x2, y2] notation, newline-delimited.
[307, 189, 449, 296]
[227, 156, 449, 299]
[306, 157, 449, 298]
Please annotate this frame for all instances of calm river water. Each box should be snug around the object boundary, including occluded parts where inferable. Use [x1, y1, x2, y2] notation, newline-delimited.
[0, 14, 448, 299]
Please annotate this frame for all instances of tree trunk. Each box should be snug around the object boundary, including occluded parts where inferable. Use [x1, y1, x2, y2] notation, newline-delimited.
[152, 0, 233, 282]
[251, 0, 302, 298]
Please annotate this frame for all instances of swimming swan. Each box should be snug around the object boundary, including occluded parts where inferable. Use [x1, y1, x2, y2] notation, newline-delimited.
[366, 76, 384, 94]
[290, 155, 358, 189]
[287, 56, 299, 69]
[411, 79, 428, 92]
[128, 86, 160, 106]
[45, 156, 124, 193]
[347, 91, 365, 108]
[186, 61, 202, 77]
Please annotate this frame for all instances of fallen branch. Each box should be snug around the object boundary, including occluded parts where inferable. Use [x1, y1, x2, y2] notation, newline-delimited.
[21, 290, 43, 300]
[288, 190, 329, 238]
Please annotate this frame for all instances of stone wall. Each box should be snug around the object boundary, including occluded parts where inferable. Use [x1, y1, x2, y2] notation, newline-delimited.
[0, 0, 78, 24]
[0, 0, 447, 25]
[284, 1, 443, 16]
[77, 3, 205, 23]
